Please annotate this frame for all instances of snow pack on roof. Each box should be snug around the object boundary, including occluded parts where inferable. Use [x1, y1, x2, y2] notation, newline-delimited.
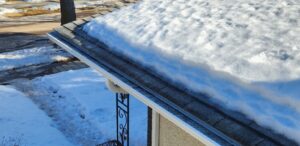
[84, 0, 300, 143]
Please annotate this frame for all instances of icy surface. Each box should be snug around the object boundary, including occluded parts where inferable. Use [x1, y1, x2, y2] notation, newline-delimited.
[12, 68, 148, 146]
[84, 0, 300, 143]
[0, 85, 73, 146]
[0, 45, 71, 71]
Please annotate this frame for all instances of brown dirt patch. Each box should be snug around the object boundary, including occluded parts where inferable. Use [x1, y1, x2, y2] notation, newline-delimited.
[0, 22, 60, 34]
[4, 9, 60, 18]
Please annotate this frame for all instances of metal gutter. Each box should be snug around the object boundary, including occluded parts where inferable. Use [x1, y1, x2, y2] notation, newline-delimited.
[48, 32, 227, 146]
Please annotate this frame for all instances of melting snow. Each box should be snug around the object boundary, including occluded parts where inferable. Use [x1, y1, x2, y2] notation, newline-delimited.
[0, 0, 119, 17]
[0, 7, 19, 16]
[84, 0, 300, 143]
[0, 45, 71, 71]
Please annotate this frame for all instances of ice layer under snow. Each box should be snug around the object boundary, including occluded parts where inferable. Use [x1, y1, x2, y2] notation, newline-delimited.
[84, 0, 300, 144]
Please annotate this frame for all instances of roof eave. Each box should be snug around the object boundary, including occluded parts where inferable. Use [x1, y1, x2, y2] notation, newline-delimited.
[48, 31, 239, 146]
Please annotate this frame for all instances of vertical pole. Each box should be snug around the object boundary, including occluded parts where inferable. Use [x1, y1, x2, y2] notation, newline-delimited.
[126, 94, 130, 146]
[147, 108, 152, 146]
[60, 0, 76, 25]
[116, 93, 119, 146]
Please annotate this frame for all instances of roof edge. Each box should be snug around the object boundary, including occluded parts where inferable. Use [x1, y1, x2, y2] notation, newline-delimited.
[48, 31, 240, 146]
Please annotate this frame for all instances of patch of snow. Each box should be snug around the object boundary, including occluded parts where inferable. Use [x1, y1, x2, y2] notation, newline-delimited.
[1, 0, 119, 15]
[0, 45, 71, 71]
[0, 7, 19, 16]
[13, 68, 147, 146]
[40, 0, 121, 11]
[42, 3, 60, 11]
[0, 0, 5, 5]
[24, 0, 47, 3]
[75, 0, 116, 8]
[0, 85, 73, 146]
[84, 0, 300, 143]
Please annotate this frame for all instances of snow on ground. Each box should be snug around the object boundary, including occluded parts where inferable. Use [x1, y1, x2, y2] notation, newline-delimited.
[24, 0, 114, 3]
[24, 0, 47, 2]
[12, 68, 147, 146]
[84, 0, 300, 143]
[0, 7, 19, 16]
[41, 0, 120, 11]
[0, 45, 71, 71]
[0, 0, 117, 17]
[0, 85, 73, 146]
[0, 0, 5, 4]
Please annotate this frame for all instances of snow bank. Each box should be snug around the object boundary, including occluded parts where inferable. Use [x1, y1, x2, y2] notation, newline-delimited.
[84, 0, 300, 143]
[0, 45, 71, 71]
[0, 85, 73, 146]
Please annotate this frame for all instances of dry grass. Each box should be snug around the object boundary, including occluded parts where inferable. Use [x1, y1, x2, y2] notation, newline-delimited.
[4, 8, 60, 17]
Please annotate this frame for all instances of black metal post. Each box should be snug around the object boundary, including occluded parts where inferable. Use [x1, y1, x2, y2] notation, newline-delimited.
[147, 107, 152, 146]
[116, 93, 130, 146]
[60, 0, 76, 25]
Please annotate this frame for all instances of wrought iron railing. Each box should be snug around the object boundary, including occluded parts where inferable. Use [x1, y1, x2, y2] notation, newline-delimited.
[116, 93, 130, 146]
[98, 93, 130, 146]
[97, 140, 119, 146]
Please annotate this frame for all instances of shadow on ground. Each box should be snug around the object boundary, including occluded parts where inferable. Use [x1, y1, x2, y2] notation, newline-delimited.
[0, 33, 51, 53]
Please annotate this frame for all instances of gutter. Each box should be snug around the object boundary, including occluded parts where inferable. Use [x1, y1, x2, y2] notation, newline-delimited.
[48, 32, 231, 146]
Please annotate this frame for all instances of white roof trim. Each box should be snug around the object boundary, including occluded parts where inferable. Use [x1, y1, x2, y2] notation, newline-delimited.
[48, 33, 221, 146]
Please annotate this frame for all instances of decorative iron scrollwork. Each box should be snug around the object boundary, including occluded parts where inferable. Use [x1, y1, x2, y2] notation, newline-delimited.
[116, 93, 130, 146]
[97, 140, 119, 146]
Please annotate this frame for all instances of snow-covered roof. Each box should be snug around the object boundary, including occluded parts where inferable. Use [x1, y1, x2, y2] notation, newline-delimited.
[83, 0, 300, 144]
[49, 0, 300, 145]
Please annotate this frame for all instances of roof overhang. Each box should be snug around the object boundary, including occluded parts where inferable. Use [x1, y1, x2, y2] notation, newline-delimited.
[48, 29, 231, 146]
[47, 16, 298, 146]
